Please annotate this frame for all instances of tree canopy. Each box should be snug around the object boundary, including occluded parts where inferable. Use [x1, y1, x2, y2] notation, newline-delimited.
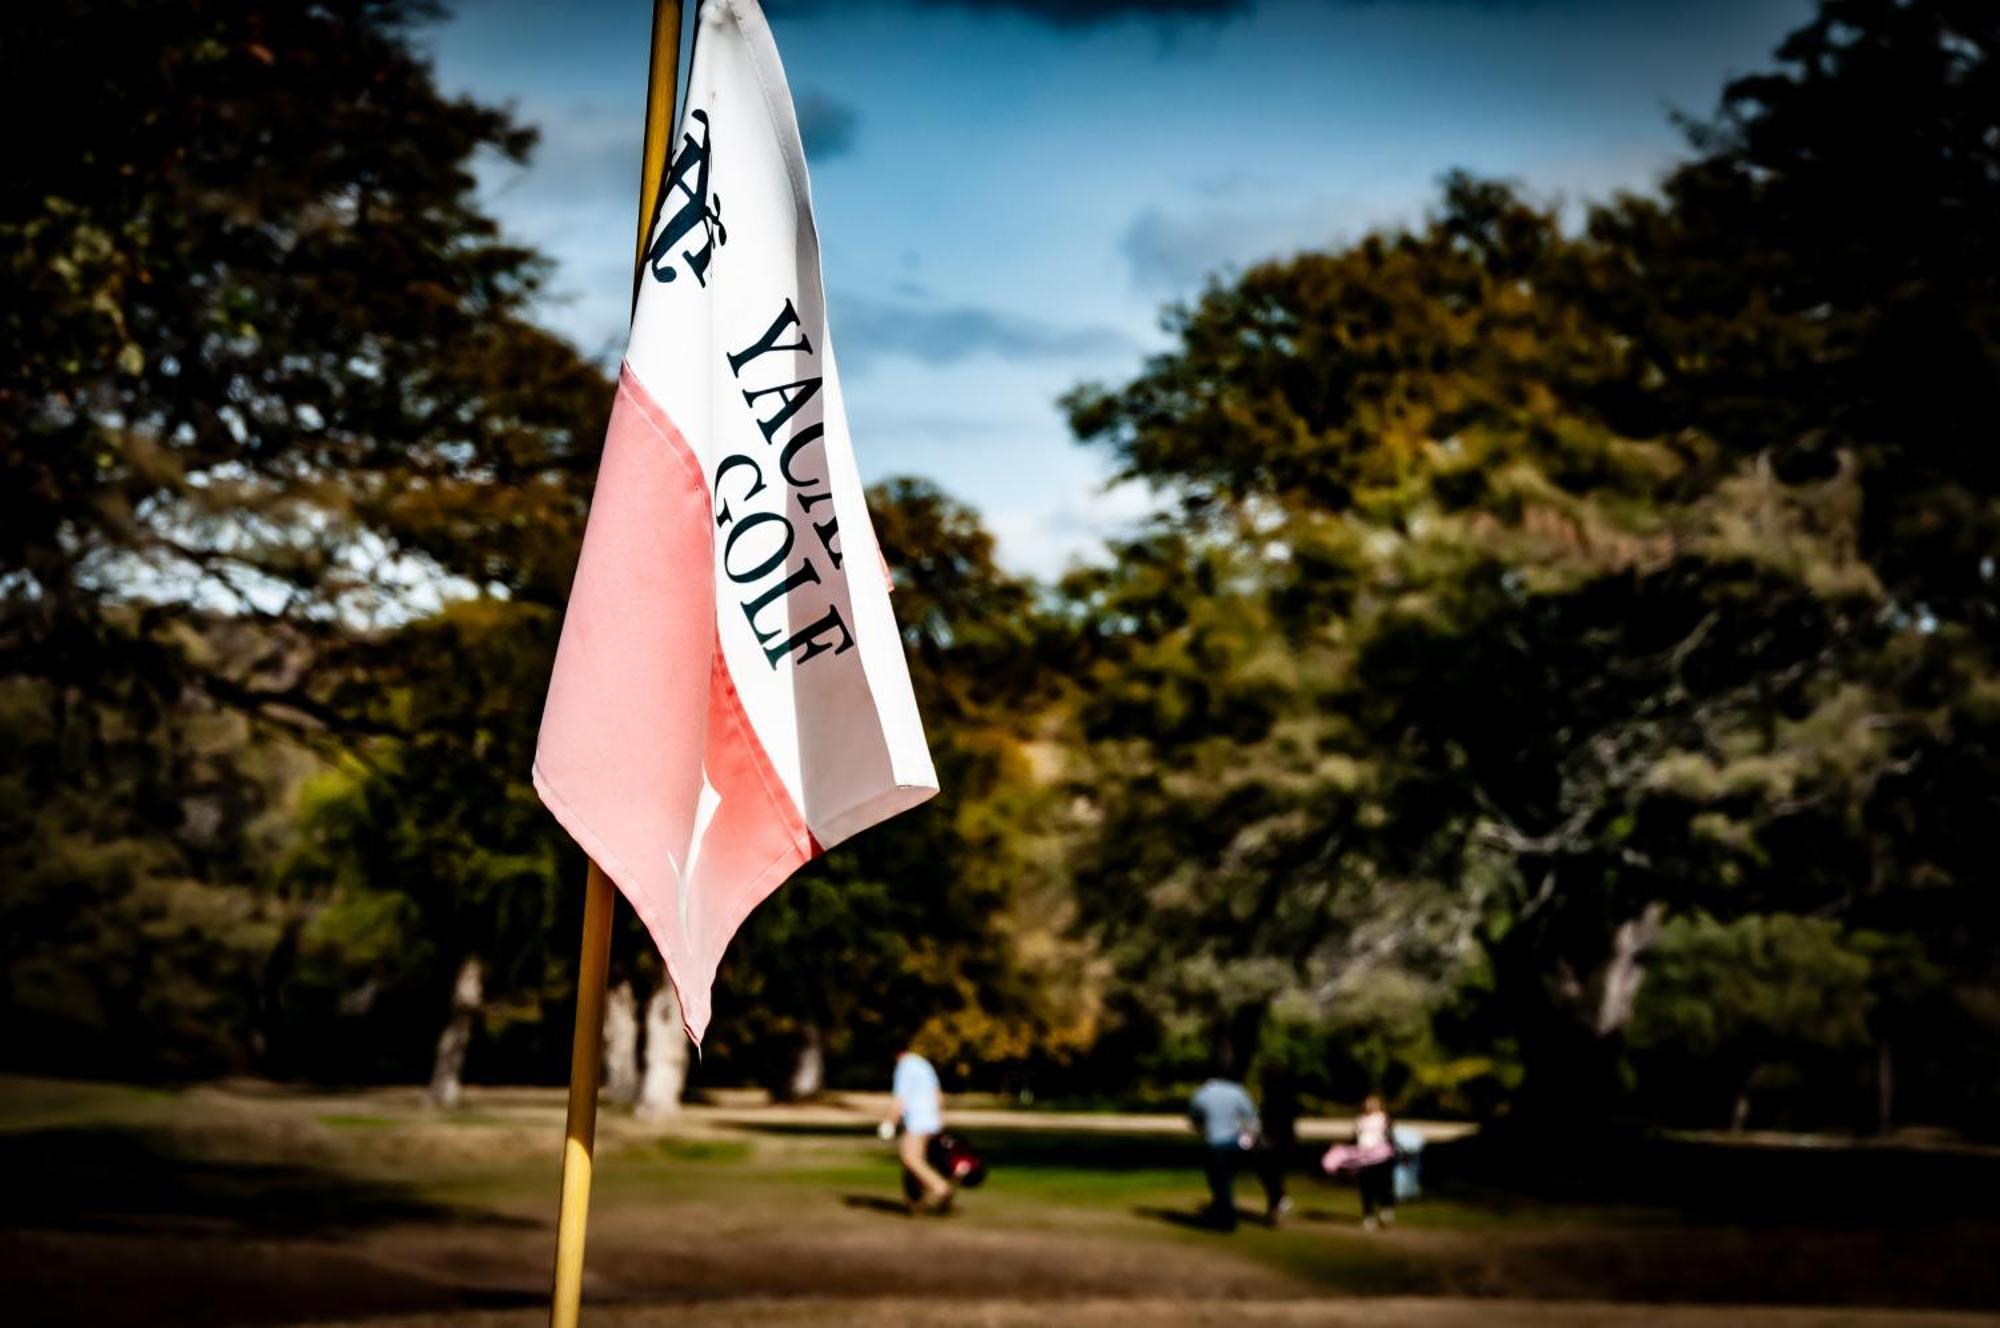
[1056, 0, 1998, 1121]
[3, 0, 1995, 1133]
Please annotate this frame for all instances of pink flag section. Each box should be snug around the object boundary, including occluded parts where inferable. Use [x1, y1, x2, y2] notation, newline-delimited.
[534, 0, 938, 1044]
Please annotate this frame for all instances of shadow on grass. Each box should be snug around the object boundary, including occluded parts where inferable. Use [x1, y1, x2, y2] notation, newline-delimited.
[1426, 1127, 2000, 1224]
[1294, 1205, 1364, 1227]
[0, 1126, 537, 1239]
[839, 1193, 914, 1216]
[738, 1120, 1204, 1173]
[1134, 1204, 1235, 1233]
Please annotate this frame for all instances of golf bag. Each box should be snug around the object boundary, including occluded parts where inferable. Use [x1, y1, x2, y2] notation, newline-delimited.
[901, 1130, 988, 1199]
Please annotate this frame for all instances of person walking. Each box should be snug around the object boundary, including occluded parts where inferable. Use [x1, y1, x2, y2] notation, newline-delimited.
[1188, 1073, 1259, 1231]
[880, 1045, 954, 1214]
[1351, 1093, 1399, 1230]
[1255, 1065, 1299, 1226]
[1320, 1092, 1400, 1229]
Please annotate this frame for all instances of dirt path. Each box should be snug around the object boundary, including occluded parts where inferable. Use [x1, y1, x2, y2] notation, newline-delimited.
[301, 1298, 2000, 1328]
[6, 1077, 1998, 1328]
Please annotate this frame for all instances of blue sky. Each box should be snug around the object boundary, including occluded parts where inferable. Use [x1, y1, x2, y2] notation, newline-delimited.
[424, 0, 1813, 577]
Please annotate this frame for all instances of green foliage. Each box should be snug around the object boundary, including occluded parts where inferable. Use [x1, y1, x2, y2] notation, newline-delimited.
[1055, 0, 2000, 1123]
[0, 664, 300, 1077]
[1634, 914, 1873, 1060]
[1628, 914, 1940, 1129]
[269, 598, 576, 1082]
[2, 0, 607, 697]
[0, 0, 604, 1084]
[1632, 910, 2000, 1133]
[4, 0, 1996, 1132]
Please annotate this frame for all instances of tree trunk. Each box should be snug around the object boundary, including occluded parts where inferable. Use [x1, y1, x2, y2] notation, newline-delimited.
[785, 1022, 826, 1101]
[636, 982, 690, 1120]
[1730, 1065, 1757, 1132]
[425, 954, 483, 1110]
[603, 979, 640, 1108]
[1875, 1040, 1894, 1136]
[254, 913, 305, 1076]
[1505, 900, 1665, 1128]
[1593, 900, 1666, 1037]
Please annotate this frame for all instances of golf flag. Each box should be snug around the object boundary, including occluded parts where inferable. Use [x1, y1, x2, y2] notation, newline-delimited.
[534, 0, 937, 1044]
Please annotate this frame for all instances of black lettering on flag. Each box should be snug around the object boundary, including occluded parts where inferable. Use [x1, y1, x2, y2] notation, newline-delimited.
[762, 604, 855, 668]
[741, 561, 824, 653]
[741, 377, 822, 445]
[712, 453, 766, 527]
[727, 300, 812, 377]
[778, 422, 825, 487]
[722, 511, 794, 584]
[647, 110, 726, 288]
[811, 515, 842, 570]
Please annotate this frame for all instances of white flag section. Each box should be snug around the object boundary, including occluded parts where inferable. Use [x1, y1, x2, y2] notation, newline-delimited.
[534, 0, 938, 1044]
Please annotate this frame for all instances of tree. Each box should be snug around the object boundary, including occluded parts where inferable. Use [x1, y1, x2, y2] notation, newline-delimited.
[1631, 913, 1876, 1131]
[1056, 527, 1393, 1081]
[1059, 0, 1999, 1121]
[1, 0, 611, 1087]
[637, 977, 690, 1119]
[1579, 0, 2000, 620]
[1577, 0, 2000, 1124]
[274, 599, 577, 1092]
[1058, 179, 1697, 1101]
[2, 0, 606, 694]
[0, 646, 306, 1078]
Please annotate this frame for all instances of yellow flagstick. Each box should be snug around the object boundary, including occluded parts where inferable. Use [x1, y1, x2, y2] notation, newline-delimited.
[634, 0, 688, 281]
[549, 5, 683, 1327]
[549, 861, 618, 1328]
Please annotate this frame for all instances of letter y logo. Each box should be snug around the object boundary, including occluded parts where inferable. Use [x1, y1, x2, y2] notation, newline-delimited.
[647, 110, 728, 288]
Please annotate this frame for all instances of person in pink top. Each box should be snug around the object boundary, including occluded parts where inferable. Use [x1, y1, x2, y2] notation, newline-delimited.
[1322, 1093, 1399, 1229]
[1352, 1095, 1398, 1229]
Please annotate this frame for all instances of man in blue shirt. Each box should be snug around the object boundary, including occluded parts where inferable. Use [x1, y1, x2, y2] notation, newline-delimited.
[880, 1046, 952, 1212]
[1188, 1075, 1259, 1231]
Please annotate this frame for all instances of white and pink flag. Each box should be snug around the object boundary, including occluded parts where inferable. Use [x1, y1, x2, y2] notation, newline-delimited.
[534, 0, 938, 1044]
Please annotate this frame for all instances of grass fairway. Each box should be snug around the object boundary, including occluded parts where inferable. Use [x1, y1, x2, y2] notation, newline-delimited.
[1, 1076, 1996, 1328]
